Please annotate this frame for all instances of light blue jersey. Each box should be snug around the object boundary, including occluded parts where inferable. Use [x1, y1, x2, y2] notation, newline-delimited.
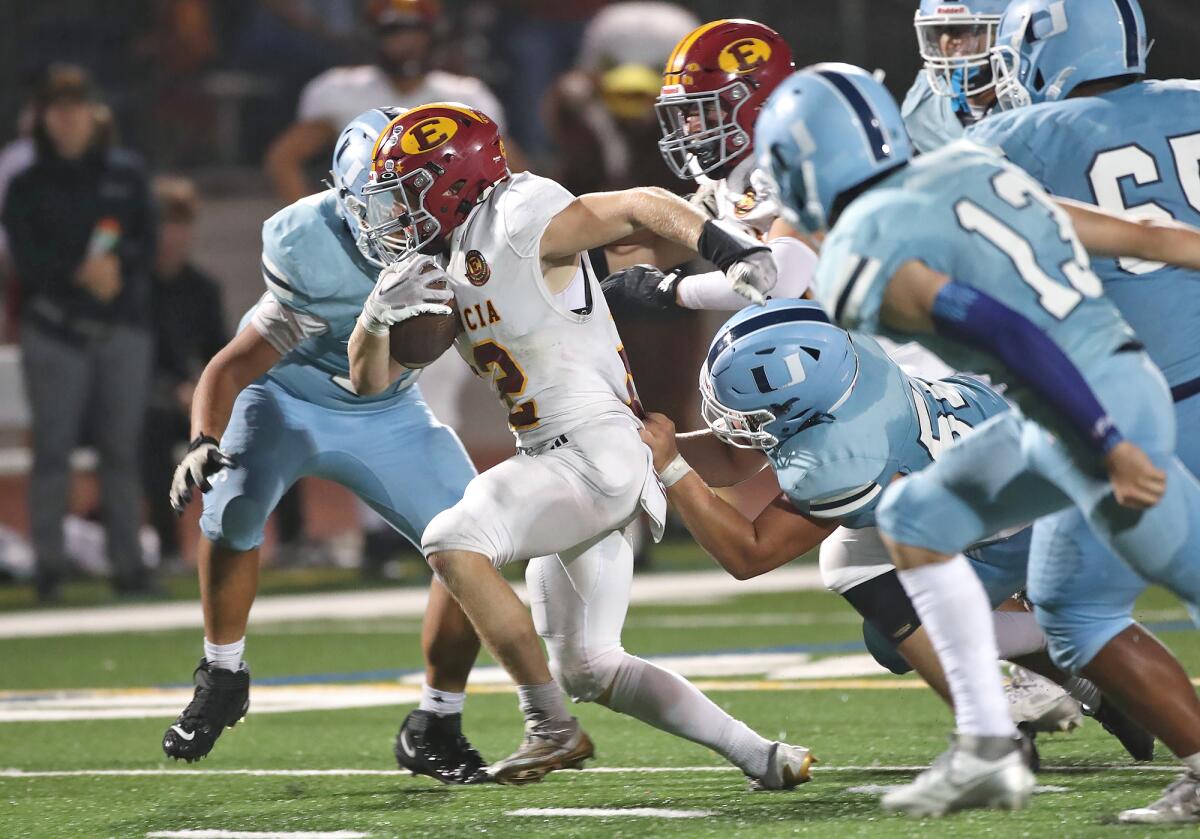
[816, 140, 1136, 431]
[202, 189, 474, 552]
[772, 333, 1010, 529]
[253, 189, 418, 412]
[900, 72, 965, 154]
[818, 141, 1200, 673]
[968, 79, 1200, 395]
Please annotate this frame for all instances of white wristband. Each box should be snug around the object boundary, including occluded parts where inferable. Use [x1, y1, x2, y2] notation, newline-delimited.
[657, 453, 693, 488]
[357, 310, 390, 337]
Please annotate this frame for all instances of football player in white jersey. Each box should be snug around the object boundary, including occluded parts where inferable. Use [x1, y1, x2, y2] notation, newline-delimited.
[603, 18, 818, 310]
[348, 103, 813, 787]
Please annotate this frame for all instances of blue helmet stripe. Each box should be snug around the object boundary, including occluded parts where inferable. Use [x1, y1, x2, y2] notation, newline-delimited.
[707, 306, 832, 370]
[1111, 0, 1140, 68]
[815, 70, 891, 163]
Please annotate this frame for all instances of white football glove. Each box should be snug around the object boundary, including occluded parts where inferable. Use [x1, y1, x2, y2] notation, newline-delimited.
[727, 249, 778, 306]
[358, 254, 455, 336]
[170, 435, 237, 514]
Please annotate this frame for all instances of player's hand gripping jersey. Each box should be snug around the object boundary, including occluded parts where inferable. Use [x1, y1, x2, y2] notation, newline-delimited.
[444, 172, 642, 447]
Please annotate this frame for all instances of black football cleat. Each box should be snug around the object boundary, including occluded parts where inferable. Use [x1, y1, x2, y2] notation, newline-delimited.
[1090, 698, 1155, 762]
[1016, 722, 1041, 772]
[395, 710, 487, 784]
[162, 658, 250, 762]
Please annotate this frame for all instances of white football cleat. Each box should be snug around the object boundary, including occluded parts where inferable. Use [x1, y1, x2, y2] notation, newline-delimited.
[1007, 665, 1083, 733]
[1118, 772, 1200, 824]
[881, 735, 1035, 817]
[748, 742, 816, 790]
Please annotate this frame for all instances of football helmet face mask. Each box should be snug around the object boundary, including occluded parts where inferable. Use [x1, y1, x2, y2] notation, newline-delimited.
[914, 1, 1008, 100]
[331, 107, 406, 267]
[656, 19, 794, 181]
[701, 299, 861, 451]
[361, 102, 508, 264]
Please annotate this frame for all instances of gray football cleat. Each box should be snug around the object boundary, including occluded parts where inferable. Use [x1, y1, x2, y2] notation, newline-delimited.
[748, 742, 816, 790]
[487, 716, 594, 785]
[1006, 665, 1083, 733]
[881, 735, 1035, 817]
[1118, 772, 1200, 824]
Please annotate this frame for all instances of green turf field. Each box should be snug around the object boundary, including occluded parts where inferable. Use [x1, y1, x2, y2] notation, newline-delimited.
[2, 566, 1198, 838]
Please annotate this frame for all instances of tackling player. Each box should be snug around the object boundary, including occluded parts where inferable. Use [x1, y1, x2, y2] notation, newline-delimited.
[636, 299, 1144, 764]
[164, 109, 488, 785]
[348, 103, 811, 788]
[759, 63, 1200, 818]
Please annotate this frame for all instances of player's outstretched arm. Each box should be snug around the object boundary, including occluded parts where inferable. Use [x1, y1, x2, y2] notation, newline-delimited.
[882, 260, 1166, 509]
[1056, 198, 1200, 271]
[675, 428, 770, 487]
[348, 320, 392, 396]
[640, 413, 837, 579]
[541, 188, 778, 303]
[171, 325, 284, 512]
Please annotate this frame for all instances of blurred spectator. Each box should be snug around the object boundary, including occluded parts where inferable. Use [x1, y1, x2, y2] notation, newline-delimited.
[1, 65, 156, 601]
[0, 103, 36, 339]
[265, 0, 510, 204]
[142, 176, 227, 565]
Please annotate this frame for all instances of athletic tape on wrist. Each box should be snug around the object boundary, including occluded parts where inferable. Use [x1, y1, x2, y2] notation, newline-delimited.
[657, 453, 693, 488]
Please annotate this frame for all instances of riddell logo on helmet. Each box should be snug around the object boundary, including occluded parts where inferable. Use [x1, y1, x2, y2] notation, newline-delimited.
[935, 5, 969, 13]
[400, 116, 459, 155]
[718, 38, 772, 74]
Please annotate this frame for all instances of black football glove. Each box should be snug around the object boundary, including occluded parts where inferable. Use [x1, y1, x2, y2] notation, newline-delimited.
[600, 265, 681, 311]
[697, 219, 777, 305]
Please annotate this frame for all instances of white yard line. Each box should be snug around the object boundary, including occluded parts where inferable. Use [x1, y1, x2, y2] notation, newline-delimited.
[507, 807, 713, 819]
[0, 764, 1185, 780]
[0, 566, 825, 639]
[146, 832, 369, 839]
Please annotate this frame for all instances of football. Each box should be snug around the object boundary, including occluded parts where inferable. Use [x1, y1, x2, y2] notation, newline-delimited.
[388, 302, 460, 368]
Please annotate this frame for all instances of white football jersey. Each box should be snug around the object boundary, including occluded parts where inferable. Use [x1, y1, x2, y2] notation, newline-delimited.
[445, 173, 640, 447]
[713, 156, 781, 237]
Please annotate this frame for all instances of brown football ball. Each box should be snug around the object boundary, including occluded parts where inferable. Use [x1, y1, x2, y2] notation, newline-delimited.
[388, 304, 460, 368]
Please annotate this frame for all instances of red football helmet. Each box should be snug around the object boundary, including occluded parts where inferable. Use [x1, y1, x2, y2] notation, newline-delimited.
[361, 103, 508, 263]
[656, 19, 795, 180]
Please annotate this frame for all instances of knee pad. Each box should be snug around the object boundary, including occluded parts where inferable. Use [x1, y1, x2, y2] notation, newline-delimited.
[421, 502, 503, 566]
[542, 636, 625, 702]
[200, 494, 268, 552]
[841, 570, 920, 675]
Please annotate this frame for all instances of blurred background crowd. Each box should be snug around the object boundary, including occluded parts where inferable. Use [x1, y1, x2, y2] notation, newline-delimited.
[0, 0, 1195, 602]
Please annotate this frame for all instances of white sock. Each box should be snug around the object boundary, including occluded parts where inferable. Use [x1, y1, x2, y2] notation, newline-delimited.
[992, 610, 1048, 659]
[1065, 676, 1102, 711]
[603, 653, 773, 778]
[203, 637, 245, 672]
[898, 557, 1016, 738]
[1182, 752, 1200, 776]
[517, 681, 571, 724]
[419, 683, 465, 716]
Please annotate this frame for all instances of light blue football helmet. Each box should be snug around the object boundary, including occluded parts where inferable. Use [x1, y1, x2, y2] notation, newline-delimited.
[701, 299, 860, 450]
[755, 64, 911, 235]
[991, 0, 1149, 110]
[915, 0, 1010, 101]
[330, 106, 405, 266]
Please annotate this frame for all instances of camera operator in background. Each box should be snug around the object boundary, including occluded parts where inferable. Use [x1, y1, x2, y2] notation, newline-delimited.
[1, 65, 157, 602]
